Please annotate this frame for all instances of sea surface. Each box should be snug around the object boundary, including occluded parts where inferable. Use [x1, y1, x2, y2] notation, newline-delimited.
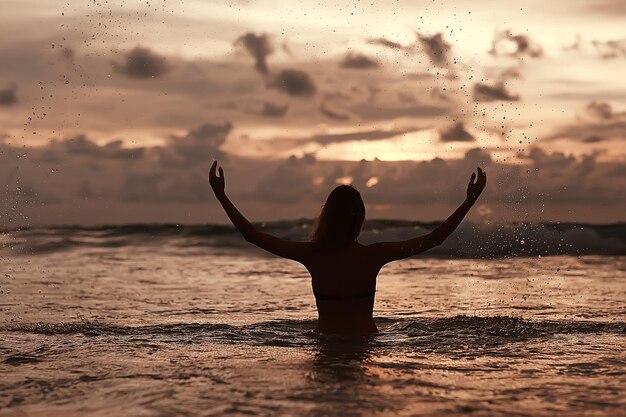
[1, 221, 625, 417]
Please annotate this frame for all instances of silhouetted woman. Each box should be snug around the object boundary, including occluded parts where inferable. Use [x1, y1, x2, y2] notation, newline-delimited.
[209, 161, 486, 335]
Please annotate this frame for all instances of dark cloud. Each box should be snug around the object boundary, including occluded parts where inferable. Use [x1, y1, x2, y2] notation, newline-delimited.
[489, 30, 543, 59]
[251, 154, 317, 204]
[158, 122, 231, 166]
[499, 147, 624, 206]
[61, 135, 145, 159]
[463, 148, 492, 167]
[473, 82, 520, 102]
[258, 101, 289, 117]
[112, 47, 169, 79]
[547, 118, 626, 142]
[397, 92, 417, 104]
[309, 127, 417, 145]
[269, 127, 422, 150]
[523, 148, 583, 175]
[340, 53, 380, 69]
[367, 37, 404, 49]
[348, 102, 450, 121]
[319, 102, 350, 120]
[235, 33, 274, 74]
[405, 72, 437, 81]
[586, 101, 613, 120]
[582, 135, 604, 143]
[269, 69, 316, 97]
[416, 33, 451, 67]
[122, 171, 209, 203]
[2, 136, 625, 224]
[561, 36, 626, 60]
[500, 68, 521, 80]
[0, 87, 17, 106]
[439, 122, 475, 142]
[0, 122, 229, 209]
[591, 38, 626, 59]
[60, 47, 75, 62]
[543, 101, 626, 143]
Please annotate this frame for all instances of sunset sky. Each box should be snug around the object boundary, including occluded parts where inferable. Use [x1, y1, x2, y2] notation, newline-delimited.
[1, 0, 625, 226]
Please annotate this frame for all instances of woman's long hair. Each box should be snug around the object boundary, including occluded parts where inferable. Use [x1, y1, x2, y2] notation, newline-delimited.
[311, 185, 365, 247]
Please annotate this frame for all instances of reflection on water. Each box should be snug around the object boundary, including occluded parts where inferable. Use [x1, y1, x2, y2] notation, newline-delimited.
[306, 336, 380, 417]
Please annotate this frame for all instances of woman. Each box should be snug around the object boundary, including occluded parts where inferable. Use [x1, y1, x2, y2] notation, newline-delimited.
[209, 161, 486, 335]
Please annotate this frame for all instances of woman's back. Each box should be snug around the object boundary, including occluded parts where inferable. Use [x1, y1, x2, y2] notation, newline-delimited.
[302, 242, 383, 335]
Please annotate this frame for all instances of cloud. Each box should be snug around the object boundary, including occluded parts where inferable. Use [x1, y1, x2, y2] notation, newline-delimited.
[489, 30, 543, 59]
[235, 32, 274, 74]
[33, 135, 145, 163]
[61, 135, 145, 159]
[586, 101, 613, 120]
[366, 37, 404, 49]
[269, 69, 316, 97]
[269, 127, 421, 150]
[397, 92, 417, 104]
[2, 133, 626, 224]
[463, 148, 492, 167]
[319, 102, 350, 120]
[0, 86, 17, 106]
[60, 47, 75, 62]
[416, 33, 451, 67]
[561, 35, 626, 60]
[582, 135, 604, 143]
[340, 52, 380, 69]
[0, 121, 231, 214]
[308, 127, 418, 145]
[439, 122, 475, 142]
[473, 82, 520, 102]
[500, 68, 521, 80]
[348, 102, 450, 121]
[158, 122, 231, 166]
[543, 101, 626, 143]
[112, 47, 169, 79]
[122, 171, 209, 203]
[591, 38, 626, 59]
[258, 101, 289, 117]
[251, 154, 317, 203]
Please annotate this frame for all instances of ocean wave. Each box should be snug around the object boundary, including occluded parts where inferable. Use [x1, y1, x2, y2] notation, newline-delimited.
[2, 220, 625, 257]
[3, 316, 624, 349]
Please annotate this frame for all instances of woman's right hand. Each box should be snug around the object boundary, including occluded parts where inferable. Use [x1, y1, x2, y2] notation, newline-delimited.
[209, 160, 225, 197]
[466, 166, 486, 204]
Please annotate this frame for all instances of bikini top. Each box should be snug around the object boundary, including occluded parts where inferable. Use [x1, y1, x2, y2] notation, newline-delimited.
[313, 288, 376, 301]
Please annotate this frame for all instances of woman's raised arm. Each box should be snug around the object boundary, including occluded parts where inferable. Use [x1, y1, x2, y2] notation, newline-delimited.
[209, 161, 310, 262]
[368, 167, 487, 265]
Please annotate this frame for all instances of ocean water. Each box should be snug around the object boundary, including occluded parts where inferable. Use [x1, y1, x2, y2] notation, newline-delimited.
[1, 221, 625, 417]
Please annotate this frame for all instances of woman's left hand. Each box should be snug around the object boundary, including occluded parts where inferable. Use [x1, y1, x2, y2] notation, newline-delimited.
[466, 166, 486, 204]
[209, 160, 225, 196]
